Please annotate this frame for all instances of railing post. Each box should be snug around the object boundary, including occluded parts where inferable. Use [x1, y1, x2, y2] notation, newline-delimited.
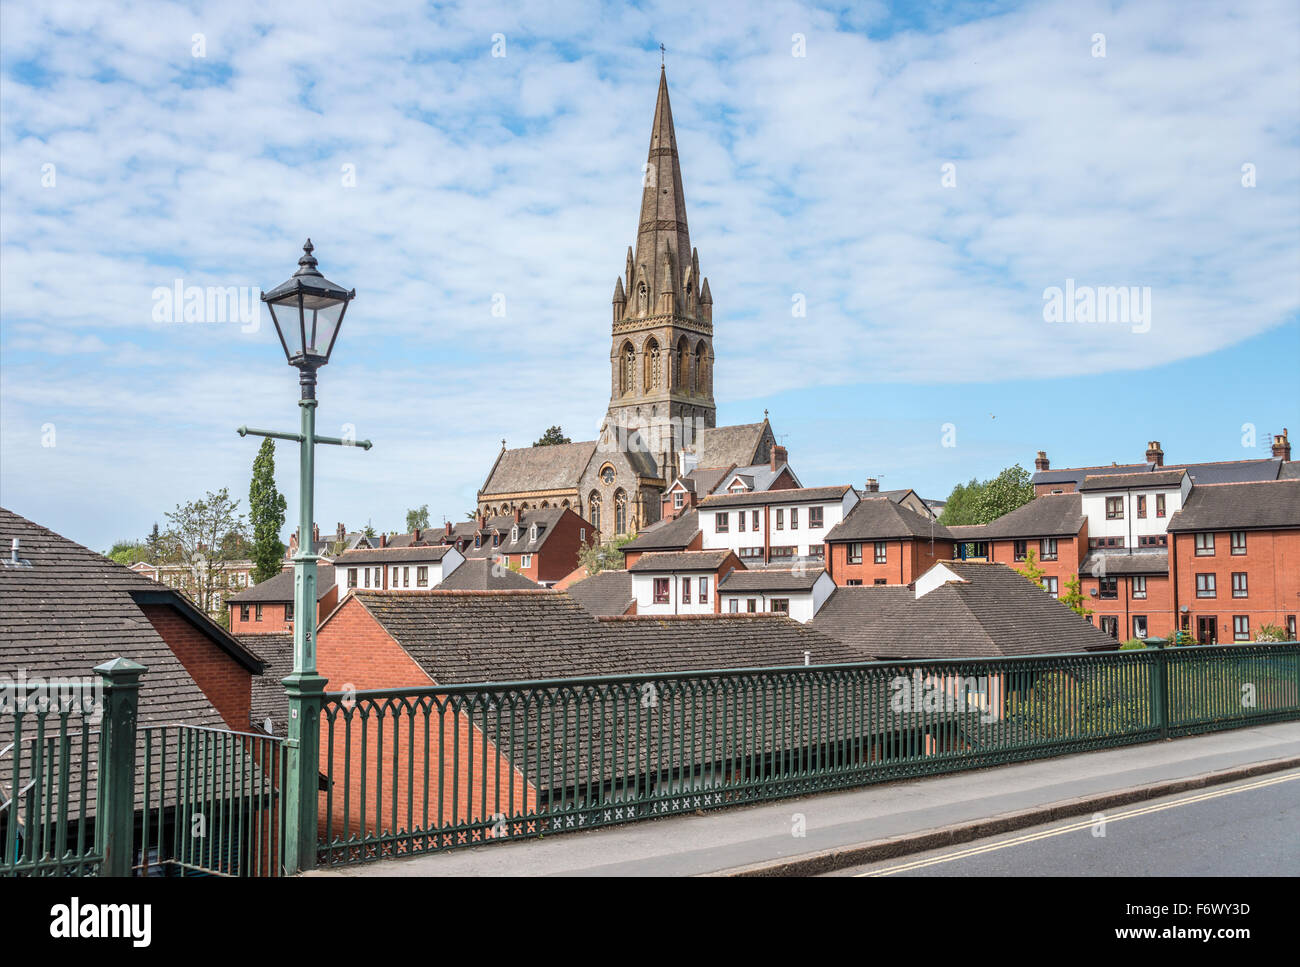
[94, 658, 146, 877]
[283, 673, 325, 874]
[1145, 639, 1169, 739]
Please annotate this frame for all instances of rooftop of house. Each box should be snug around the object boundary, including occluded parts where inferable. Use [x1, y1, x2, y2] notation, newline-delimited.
[627, 549, 737, 573]
[811, 561, 1117, 659]
[1165, 479, 1300, 532]
[947, 493, 1086, 541]
[1033, 457, 1285, 488]
[0, 506, 264, 730]
[824, 496, 950, 542]
[435, 557, 542, 591]
[621, 508, 701, 552]
[564, 568, 635, 616]
[333, 544, 458, 566]
[718, 567, 825, 592]
[1077, 469, 1188, 491]
[699, 485, 853, 508]
[228, 564, 337, 603]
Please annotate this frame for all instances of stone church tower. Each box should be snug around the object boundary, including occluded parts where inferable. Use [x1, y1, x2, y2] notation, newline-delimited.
[604, 68, 716, 483]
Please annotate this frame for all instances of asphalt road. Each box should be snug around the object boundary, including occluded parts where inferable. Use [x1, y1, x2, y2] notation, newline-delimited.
[826, 769, 1300, 876]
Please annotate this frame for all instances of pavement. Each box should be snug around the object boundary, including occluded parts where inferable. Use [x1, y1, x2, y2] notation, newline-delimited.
[823, 768, 1300, 876]
[307, 721, 1300, 877]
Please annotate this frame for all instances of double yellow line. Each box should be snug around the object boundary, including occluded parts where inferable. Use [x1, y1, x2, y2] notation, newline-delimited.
[857, 771, 1300, 876]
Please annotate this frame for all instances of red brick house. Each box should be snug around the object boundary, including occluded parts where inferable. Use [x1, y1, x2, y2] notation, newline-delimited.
[228, 564, 338, 636]
[823, 496, 953, 586]
[429, 507, 596, 586]
[1167, 479, 1300, 643]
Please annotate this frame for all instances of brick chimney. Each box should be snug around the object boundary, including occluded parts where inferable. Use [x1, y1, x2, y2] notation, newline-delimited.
[513, 507, 522, 525]
[864, 478, 879, 493]
[379, 533, 387, 548]
[1272, 429, 1291, 461]
[1035, 450, 1050, 471]
[413, 528, 421, 544]
[770, 444, 788, 471]
[445, 520, 453, 536]
[1146, 441, 1164, 467]
[336, 522, 346, 541]
[312, 523, 320, 543]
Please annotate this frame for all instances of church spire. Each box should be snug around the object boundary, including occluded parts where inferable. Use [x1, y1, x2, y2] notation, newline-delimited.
[631, 68, 691, 316]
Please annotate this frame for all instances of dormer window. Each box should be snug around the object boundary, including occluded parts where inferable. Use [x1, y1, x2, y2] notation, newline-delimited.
[529, 524, 538, 542]
[474, 535, 481, 549]
[511, 526, 519, 543]
[493, 533, 500, 547]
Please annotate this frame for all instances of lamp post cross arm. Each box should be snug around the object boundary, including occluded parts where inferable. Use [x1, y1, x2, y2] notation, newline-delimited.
[237, 425, 373, 449]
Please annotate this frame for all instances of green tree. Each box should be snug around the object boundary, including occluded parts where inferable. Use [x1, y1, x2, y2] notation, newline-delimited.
[145, 522, 164, 564]
[1060, 574, 1093, 620]
[937, 478, 982, 526]
[533, 426, 571, 447]
[938, 465, 1036, 526]
[162, 488, 247, 619]
[248, 438, 288, 584]
[405, 505, 431, 532]
[106, 540, 149, 567]
[1016, 547, 1046, 590]
[577, 535, 632, 576]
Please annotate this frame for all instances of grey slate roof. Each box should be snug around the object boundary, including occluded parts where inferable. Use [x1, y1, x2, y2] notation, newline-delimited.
[479, 440, 598, 495]
[718, 568, 824, 592]
[627, 550, 736, 572]
[1166, 480, 1300, 532]
[621, 509, 700, 552]
[966, 493, 1086, 540]
[240, 632, 293, 735]
[825, 496, 950, 542]
[1077, 550, 1169, 576]
[811, 561, 1117, 659]
[333, 545, 456, 565]
[681, 466, 732, 496]
[565, 569, 635, 617]
[1078, 469, 1187, 491]
[1281, 462, 1300, 480]
[435, 557, 541, 591]
[1034, 459, 1282, 488]
[229, 564, 336, 603]
[693, 422, 768, 470]
[336, 590, 860, 684]
[700, 485, 853, 508]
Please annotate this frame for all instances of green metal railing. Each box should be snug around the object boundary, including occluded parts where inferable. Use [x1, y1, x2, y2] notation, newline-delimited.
[317, 642, 1300, 867]
[1, 679, 102, 876]
[137, 725, 287, 877]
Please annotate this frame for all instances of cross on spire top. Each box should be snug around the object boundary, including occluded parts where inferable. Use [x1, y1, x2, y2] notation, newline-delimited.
[660, 43, 666, 67]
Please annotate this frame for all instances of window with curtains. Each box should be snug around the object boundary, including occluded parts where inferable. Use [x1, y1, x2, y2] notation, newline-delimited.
[653, 578, 669, 604]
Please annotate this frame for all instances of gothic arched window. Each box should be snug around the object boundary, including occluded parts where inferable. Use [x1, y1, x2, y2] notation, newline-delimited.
[614, 489, 628, 534]
[645, 338, 661, 390]
[694, 341, 708, 395]
[621, 342, 635, 396]
[588, 492, 601, 531]
[676, 336, 690, 391]
[637, 281, 649, 315]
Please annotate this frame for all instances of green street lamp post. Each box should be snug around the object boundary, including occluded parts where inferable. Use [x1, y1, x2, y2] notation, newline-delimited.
[239, 239, 370, 873]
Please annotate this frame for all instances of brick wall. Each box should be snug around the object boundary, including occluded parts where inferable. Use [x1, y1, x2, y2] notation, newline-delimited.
[140, 604, 253, 730]
[1173, 528, 1300, 643]
[314, 596, 538, 844]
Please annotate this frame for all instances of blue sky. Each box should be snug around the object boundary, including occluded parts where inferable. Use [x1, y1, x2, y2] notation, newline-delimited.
[1, 0, 1297, 551]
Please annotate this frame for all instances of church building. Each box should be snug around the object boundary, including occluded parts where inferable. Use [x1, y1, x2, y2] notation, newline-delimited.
[477, 67, 777, 542]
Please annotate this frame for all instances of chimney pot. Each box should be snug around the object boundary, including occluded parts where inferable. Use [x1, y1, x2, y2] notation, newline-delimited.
[336, 522, 345, 541]
[1273, 429, 1292, 461]
[865, 478, 879, 493]
[1034, 450, 1050, 471]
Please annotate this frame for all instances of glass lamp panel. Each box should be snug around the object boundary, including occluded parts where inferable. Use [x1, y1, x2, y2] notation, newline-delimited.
[304, 300, 346, 359]
[266, 296, 304, 360]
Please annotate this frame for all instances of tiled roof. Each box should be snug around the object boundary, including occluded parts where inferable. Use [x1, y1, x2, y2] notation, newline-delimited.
[1034, 458, 1282, 488]
[811, 561, 1117, 659]
[435, 558, 541, 590]
[239, 632, 293, 735]
[699, 485, 853, 508]
[621, 509, 700, 551]
[682, 466, 732, 496]
[1280, 461, 1300, 480]
[1078, 469, 1187, 491]
[333, 545, 456, 565]
[229, 564, 336, 603]
[565, 569, 635, 616]
[824, 496, 950, 542]
[718, 568, 824, 592]
[1166, 480, 1300, 532]
[627, 550, 736, 572]
[1078, 550, 1169, 576]
[479, 441, 597, 495]
[0, 506, 250, 732]
[693, 422, 768, 469]
[960, 493, 1086, 540]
